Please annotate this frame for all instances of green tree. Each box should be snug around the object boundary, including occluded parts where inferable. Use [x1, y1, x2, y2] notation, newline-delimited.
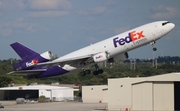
[0, 75, 12, 87]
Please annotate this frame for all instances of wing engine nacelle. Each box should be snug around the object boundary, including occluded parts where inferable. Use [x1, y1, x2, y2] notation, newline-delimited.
[112, 52, 129, 62]
[93, 52, 108, 63]
[14, 51, 53, 70]
[108, 52, 128, 63]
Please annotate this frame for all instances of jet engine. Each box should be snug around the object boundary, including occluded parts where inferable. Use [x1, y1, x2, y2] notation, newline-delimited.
[93, 52, 108, 63]
[112, 52, 129, 62]
[14, 51, 53, 70]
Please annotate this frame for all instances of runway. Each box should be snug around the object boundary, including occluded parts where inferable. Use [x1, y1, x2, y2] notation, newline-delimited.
[0, 101, 107, 111]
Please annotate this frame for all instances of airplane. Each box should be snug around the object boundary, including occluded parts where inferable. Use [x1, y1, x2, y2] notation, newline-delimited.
[8, 21, 175, 78]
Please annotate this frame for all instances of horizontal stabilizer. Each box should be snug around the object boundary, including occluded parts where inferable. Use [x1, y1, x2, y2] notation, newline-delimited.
[7, 69, 46, 75]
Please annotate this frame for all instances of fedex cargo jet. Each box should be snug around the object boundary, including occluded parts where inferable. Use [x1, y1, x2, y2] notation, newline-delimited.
[8, 21, 175, 78]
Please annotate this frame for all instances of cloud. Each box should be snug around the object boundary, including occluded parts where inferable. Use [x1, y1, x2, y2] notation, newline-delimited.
[27, 0, 72, 10]
[77, 6, 106, 16]
[28, 11, 69, 18]
[151, 5, 179, 19]
[0, 0, 72, 18]
[0, 0, 26, 10]
[86, 36, 99, 43]
[27, 0, 72, 18]
[114, 26, 131, 34]
[0, 28, 13, 37]
[177, 30, 180, 34]
[91, 6, 106, 15]
[77, 10, 88, 16]
[0, 0, 72, 10]
[0, 12, 2, 16]
[0, 18, 41, 37]
[105, 0, 117, 6]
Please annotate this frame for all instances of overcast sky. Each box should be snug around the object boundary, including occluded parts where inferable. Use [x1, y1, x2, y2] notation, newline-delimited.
[0, 0, 180, 60]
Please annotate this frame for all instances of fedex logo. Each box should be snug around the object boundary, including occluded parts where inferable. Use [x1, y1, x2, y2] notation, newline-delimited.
[113, 30, 145, 47]
[96, 55, 103, 59]
[26, 59, 39, 67]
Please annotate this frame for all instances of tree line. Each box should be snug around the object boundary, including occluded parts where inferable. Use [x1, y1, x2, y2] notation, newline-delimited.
[0, 56, 180, 87]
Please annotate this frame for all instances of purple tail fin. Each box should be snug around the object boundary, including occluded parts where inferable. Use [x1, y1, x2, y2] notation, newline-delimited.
[10, 42, 38, 60]
[10, 42, 53, 70]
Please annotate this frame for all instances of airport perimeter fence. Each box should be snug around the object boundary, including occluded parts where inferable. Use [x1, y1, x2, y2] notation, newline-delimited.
[7, 97, 83, 104]
[53, 97, 82, 102]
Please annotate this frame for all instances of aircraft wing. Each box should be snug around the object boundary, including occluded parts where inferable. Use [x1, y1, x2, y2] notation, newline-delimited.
[35, 54, 94, 66]
[34, 51, 128, 67]
[7, 69, 47, 75]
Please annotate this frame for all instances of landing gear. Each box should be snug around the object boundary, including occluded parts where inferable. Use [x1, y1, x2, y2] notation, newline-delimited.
[80, 69, 91, 76]
[85, 70, 91, 74]
[80, 64, 104, 76]
[153, 47, 157, 51]
[93, 69, 104, 75]
[80, 71, 86, 76]
[93, 64, 104, 75]
[150, 41, 157, 51]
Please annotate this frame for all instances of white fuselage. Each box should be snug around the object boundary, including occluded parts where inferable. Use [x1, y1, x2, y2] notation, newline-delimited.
[53, 21, 175, 71]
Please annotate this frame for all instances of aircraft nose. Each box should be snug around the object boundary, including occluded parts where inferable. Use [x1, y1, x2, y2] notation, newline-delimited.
[162, 22, 175, 35]
[171, 23, 175, 29]
[168, 23, 175, 31]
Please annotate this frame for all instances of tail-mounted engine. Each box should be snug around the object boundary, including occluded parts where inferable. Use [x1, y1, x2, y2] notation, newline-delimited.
[13, 51, 53, 70]
[40, 51, 53, 60]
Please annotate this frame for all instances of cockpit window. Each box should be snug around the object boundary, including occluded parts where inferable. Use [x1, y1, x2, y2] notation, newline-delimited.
[162, 21, 170, 26]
